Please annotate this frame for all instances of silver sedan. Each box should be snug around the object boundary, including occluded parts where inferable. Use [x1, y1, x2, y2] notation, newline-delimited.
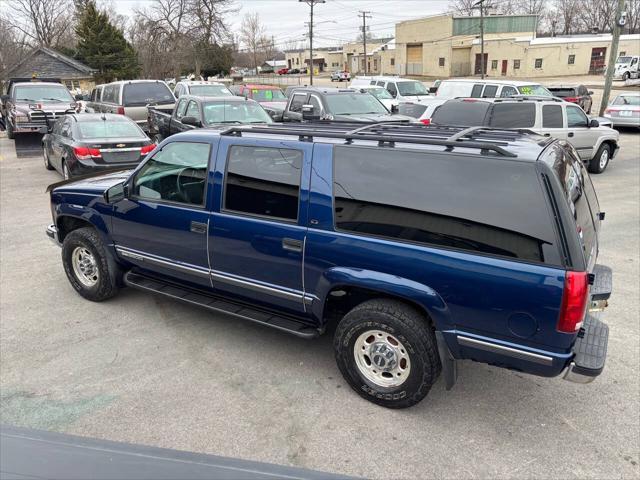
[603, 92, 640, 128]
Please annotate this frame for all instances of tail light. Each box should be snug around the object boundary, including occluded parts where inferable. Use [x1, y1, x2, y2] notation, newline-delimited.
[420, 118, 431, 125]
[557, 271, 589, 333]
[116, 106, 125, 115]
[564, 97, 578, 103]
[604, 108, 613, 114]
[73, 146, 101, 160]
[140, 144, 155, 155]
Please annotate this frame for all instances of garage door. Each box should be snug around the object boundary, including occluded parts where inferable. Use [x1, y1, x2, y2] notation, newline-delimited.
[406, 44, 423, 75]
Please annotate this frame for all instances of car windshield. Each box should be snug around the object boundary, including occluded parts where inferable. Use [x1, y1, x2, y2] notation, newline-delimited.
[616, 56, 632, 64]
[612, 95, 640, 106]
[250, 89, 287, 101]
[14, 85, 73, 103]
[367, 88, 393, 100]
[202, 101, 273, 124]
[123, 82, 174, 106]
[77, 120, 145, 139]
[325, 93, 388, 115]
[189, 85, 232, 96]
[397, 81, 429, 96]
[517, 85, 552, 96]
[549, 88, 577, 97]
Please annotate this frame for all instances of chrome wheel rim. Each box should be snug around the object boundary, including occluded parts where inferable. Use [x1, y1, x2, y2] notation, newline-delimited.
[599, 150, 609, 169]
[354, 329, 411, 388]
[43, 150, 49, 167]
[63, 163, 70, 179]
[71, 247, 99, 287]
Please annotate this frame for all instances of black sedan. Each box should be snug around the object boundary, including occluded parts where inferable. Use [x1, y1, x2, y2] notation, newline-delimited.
[43, 113, 155, 179]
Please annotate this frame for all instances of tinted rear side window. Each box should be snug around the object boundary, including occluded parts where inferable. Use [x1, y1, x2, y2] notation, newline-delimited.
[123, 83, 174, 106]
[488, 103, 535, 128]
[543, 105, 563, 128]
[431, 101, 490, 126]
[333, 146, 559, 263]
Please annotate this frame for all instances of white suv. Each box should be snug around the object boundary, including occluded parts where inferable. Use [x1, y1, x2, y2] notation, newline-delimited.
[430, 97, 620, 173]
[350, 76, 431, 102]
[173, 80, 233, 98]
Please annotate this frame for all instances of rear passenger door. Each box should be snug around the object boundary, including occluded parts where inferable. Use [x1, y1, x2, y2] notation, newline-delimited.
[539, 104, 566, 139]
[209, 137, 312, 314]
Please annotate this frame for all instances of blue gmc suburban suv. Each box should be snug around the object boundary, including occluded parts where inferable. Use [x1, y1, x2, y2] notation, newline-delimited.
[46, 123, 612, 409]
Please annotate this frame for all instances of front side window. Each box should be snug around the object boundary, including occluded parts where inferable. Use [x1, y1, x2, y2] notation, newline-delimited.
[386, 82, 398, 97]
[333, 146, 552, 263]
[567, 105, 588, 127]
[309, 95, 323, 115]
[224, 146, 302, 221]
[396, 81, 428, 96]
[289, 93, 307, 112]
[542, 105, 563, 128]
[134, 142, 210, 206]
[175, 98, 188, 118]
[488, 103, 536, 128]
[185, 101, 200, 120]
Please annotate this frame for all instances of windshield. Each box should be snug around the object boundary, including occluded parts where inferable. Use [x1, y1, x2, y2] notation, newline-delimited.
[367, 88, 393, 100]
[518, 85, 552, 96]
[616, 56, 632, 64]
[77, 121, 145, 139]
[325, 93, 388, 115]
[202, 101, 273, 124]
[249, 89, 287, 101]
[123, 82, 174, 106]
[189, 85, 232, 97]
[13, 85, 73, 103]
[612, 95, 640, 106]
[397, 81, 429, 96]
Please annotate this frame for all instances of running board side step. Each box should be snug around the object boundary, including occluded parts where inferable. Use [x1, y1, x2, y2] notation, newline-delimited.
[123, 271, 320, 339]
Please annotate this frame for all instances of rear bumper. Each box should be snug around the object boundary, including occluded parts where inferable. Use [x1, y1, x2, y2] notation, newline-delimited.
[605, 115, 640, 127]
[72, 159, 141, 176]
[563, 314, 609, 383]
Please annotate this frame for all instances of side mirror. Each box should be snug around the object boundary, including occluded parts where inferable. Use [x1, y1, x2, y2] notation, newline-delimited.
[390, 104, 399, 113]
[182, 116, 202, 127]
[302, 104, 320, 121]
[589, 119, 600, 128]
[104, 182, 127, 204]
[75, 94, 83, 101]
[429, 86, 438, 94]
[588, 91, 594, 95]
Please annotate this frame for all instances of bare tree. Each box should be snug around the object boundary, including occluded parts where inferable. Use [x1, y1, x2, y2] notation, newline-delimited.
[3, 0, 72, 47]
[448, 0, 478, 16]
[550, 0, 580, 34]
[626, 0, 640, 33]
[239, 12, 266, 72]
[578, 0, 617, 33]
[0, 17, 30, 81]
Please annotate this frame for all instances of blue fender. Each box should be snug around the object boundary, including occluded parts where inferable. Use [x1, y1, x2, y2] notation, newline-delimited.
[312, 267, 451, 330]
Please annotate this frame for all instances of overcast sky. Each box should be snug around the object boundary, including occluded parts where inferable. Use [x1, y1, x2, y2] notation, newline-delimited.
[112, 0, 452, 48]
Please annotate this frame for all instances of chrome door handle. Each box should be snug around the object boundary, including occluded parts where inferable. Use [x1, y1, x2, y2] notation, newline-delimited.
[282, 238, 303, 252]
[568, 132, 574, 137]
[190, 221, 207, 234]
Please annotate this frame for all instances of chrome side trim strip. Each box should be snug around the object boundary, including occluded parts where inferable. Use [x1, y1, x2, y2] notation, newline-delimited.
[115, 247, 210, 279]
[457, 336, 554, 366]
[210, 271, 303, 302]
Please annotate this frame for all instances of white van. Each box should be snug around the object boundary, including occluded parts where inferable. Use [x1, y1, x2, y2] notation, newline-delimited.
[435, 79, 552, 99]
[349, 76, 432, 102]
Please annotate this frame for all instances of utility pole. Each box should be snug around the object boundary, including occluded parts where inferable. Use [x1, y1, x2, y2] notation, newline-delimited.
[474, 0, 486, 79]
[600, 0, 626, 116]
[358, 11, 372, 74]
[300, 0, 325, 85]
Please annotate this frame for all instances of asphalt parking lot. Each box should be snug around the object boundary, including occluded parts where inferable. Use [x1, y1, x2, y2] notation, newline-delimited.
[0, 130, 638, 479]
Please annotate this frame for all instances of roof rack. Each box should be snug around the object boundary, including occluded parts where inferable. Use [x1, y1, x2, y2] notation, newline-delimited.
[219, 123, 519, 158]
[498, 95, 564, 102]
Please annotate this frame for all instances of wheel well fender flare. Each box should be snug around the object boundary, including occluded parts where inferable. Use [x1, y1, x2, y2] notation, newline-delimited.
[312, 267, 451, 330]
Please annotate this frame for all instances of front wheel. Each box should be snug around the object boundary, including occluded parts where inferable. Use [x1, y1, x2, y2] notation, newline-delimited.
[622, 72, 630, 81]
[334, 299, 441, 409]
[6, 121, 15, 139]
[61, 227, 122, 302]
[589, 143, 611, 174]
[43, 147, 54, 170]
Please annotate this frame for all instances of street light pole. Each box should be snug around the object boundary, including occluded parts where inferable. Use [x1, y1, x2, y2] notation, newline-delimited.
[300, 0, 325, 85]
[358, 11, 372, 74]
[474, 0, 486, 79]
[599, 0, 626, 116]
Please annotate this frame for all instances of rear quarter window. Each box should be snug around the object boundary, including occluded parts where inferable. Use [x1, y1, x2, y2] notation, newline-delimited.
[431, 101, 490, 126]
[333, 146, 560, 264]
[488, 103, 536, 128]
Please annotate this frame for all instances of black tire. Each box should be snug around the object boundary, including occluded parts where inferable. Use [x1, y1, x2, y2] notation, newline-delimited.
[588, 143, 611, 174]
[622, 72, 630, 81]
[153, 133, 164, 144]
[334, 299, 441, 409]
[62, 160, 71, 179]
[6, 121, 15, 140]
[61, 227, 122, 302]
[43, 147, 54, 170]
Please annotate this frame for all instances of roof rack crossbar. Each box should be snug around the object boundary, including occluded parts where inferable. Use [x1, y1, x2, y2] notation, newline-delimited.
[447, 126, 486, 142]
[219, 125, 517, 157]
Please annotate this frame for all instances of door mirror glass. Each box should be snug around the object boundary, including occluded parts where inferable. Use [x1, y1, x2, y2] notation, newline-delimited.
[302, 104, 319, 120]
[104, 182, 127, 204]
[589, 119, 600, 128]
[181, 116, 201, 127]
[390, 104, 399, 113]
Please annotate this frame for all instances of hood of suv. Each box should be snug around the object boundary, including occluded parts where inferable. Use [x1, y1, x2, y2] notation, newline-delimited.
[48, 170, 132, 195]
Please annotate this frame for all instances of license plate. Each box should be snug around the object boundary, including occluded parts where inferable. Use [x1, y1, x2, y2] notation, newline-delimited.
[620, 111, 633, 117]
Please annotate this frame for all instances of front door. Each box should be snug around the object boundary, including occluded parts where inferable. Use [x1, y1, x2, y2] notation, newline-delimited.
[589, 47, 607, 74]
[209, 138, 312, 315]
[110, 140, 213, 288]
[565, 104, 594, 161]
[501, 59, 508, 76]
[474, 53, 488, 75]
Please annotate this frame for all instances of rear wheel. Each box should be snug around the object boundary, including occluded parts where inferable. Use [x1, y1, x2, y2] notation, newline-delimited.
[589, 143, 611, 174]
[6, 121, 15, 140]
[61, 227, 121, 302]
[62, 160, 71, 179]
[334, 299, 441, 409]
